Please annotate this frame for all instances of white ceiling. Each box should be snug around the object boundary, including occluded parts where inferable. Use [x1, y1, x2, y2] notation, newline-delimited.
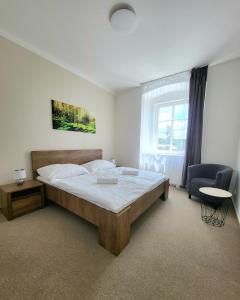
[0, 0, 240, 93]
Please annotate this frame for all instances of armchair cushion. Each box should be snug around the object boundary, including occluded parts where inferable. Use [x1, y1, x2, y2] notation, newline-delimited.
[189, 178, 216, 200]
[191, 178, 216, 187]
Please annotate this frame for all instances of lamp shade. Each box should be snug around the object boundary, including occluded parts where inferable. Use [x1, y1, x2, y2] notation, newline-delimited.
[14, 169, 26, 180]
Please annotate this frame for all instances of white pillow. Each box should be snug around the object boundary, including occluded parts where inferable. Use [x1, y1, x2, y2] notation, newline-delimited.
[82, 160, 116, 173]
[37, 164, 89, 181]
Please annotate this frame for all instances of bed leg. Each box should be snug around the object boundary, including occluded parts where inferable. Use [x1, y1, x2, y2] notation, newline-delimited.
[98, 207, 131, 256]
[161, 180, 169, 201]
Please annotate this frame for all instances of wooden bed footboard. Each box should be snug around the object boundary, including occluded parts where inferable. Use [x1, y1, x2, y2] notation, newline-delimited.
[98, 179, 169, 255]
[44, 179, 169, 255]
[99, 206, 131, 255]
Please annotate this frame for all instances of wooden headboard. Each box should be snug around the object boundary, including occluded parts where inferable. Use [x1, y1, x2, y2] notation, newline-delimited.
[31, 149, 102, 179]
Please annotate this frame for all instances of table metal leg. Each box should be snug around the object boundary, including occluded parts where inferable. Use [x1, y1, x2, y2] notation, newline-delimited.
[201, 198, 230, 227]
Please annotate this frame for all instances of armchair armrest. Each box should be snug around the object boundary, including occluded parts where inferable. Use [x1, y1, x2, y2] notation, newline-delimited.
[187, 164, 206, 188]
[215, 168, 233, 190]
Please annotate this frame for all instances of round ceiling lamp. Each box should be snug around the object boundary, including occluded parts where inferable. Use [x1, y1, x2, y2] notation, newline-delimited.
[110, 5, 137, 34]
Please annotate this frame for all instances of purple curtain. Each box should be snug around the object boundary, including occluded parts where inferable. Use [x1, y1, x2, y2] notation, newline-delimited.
[182, 66, 208, 186]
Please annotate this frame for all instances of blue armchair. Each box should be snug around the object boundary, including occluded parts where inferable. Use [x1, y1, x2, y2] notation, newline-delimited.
[187, 164, 233, 204]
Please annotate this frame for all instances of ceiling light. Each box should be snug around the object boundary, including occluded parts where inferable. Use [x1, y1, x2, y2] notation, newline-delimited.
[110, 6, 137, 34]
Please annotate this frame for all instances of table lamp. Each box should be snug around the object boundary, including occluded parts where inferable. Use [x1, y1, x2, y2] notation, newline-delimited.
[111, 158, 116, 165]
[14, 169, 26, 185]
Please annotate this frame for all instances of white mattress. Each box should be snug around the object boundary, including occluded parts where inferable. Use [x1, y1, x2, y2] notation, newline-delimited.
[38, 167, 167, 213]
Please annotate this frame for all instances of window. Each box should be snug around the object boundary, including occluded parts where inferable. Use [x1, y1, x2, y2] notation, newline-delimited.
[139, 71, 190, 185]
[156, 100, 188, 154]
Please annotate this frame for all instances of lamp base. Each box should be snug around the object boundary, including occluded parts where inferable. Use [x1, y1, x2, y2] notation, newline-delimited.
[16, 179, 24, 185]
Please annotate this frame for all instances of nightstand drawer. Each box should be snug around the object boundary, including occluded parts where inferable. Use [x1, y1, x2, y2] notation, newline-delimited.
[12, 194, 42, 217]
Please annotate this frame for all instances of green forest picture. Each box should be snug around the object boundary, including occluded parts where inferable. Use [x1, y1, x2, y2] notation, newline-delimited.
[51, 100, 96, 134]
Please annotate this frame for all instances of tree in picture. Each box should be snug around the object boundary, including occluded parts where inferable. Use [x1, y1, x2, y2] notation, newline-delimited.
[51, 100, 96, 133]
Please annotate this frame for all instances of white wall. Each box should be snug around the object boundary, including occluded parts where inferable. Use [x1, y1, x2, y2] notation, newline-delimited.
[115, 58, 240, 168]
[0, 36, 115, 184]
[234, 137, 240, 222]
[202, 58, 240, 168]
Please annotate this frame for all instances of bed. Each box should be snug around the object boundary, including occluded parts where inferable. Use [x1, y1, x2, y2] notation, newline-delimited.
[31, 149, 169, 255]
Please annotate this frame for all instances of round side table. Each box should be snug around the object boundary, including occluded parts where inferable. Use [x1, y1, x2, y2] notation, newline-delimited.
[199, 187, 232, 227]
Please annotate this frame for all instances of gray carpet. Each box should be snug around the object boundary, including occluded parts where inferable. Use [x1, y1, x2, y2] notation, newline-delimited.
[0, 187, 240, 300]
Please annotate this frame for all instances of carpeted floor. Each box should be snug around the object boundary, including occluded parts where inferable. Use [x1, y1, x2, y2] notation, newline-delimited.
[0, 187, 240, 300]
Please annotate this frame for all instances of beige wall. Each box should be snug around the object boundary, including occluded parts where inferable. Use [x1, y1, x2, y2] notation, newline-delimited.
[115, 87, 141, 168]
[0, 36, 115, 184]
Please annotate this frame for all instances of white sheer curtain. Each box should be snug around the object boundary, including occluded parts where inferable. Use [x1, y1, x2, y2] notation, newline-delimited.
[139, 72, 190, 186]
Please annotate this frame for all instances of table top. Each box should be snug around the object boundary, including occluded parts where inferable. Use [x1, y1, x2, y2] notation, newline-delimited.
[199, 187, 232, 198]
[0, 179, 43, 193]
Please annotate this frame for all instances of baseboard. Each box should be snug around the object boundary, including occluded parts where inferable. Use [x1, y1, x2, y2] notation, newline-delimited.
[232, 200, 240, 224]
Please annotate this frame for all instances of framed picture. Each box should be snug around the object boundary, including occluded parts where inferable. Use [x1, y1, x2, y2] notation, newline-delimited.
[51, 100, 96, 134]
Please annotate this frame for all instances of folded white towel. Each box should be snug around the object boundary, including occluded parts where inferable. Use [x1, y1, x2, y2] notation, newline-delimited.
[121, 169, 139, 176]
[97, 176, 118, 184]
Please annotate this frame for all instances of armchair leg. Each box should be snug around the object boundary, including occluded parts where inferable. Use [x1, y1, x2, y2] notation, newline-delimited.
[189, 194, 191, 199]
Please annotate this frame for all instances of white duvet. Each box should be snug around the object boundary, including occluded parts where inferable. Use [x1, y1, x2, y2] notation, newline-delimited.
[38, 167, 167, 213]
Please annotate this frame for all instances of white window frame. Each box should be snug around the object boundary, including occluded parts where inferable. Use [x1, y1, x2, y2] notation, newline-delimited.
[153, 98, 188, 156]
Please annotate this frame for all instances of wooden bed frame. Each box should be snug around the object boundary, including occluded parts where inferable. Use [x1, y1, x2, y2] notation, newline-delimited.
[31, 149, 169, 255]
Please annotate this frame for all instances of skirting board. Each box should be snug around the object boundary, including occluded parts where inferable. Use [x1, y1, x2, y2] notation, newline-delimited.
[232, 199, 240, 224]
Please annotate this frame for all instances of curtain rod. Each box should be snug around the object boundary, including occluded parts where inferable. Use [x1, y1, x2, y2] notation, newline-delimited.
[141, 69, 190, 86]
[141, 64, 208, 86]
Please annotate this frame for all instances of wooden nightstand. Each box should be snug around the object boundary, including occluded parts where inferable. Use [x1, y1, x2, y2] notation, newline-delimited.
[0, 180, 44, 220]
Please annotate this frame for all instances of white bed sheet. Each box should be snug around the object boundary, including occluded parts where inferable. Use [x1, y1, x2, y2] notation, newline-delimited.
[38, 167, 167, 213]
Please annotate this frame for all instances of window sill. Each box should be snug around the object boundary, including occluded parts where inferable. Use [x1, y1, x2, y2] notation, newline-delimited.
[154, 152, 185, 157]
